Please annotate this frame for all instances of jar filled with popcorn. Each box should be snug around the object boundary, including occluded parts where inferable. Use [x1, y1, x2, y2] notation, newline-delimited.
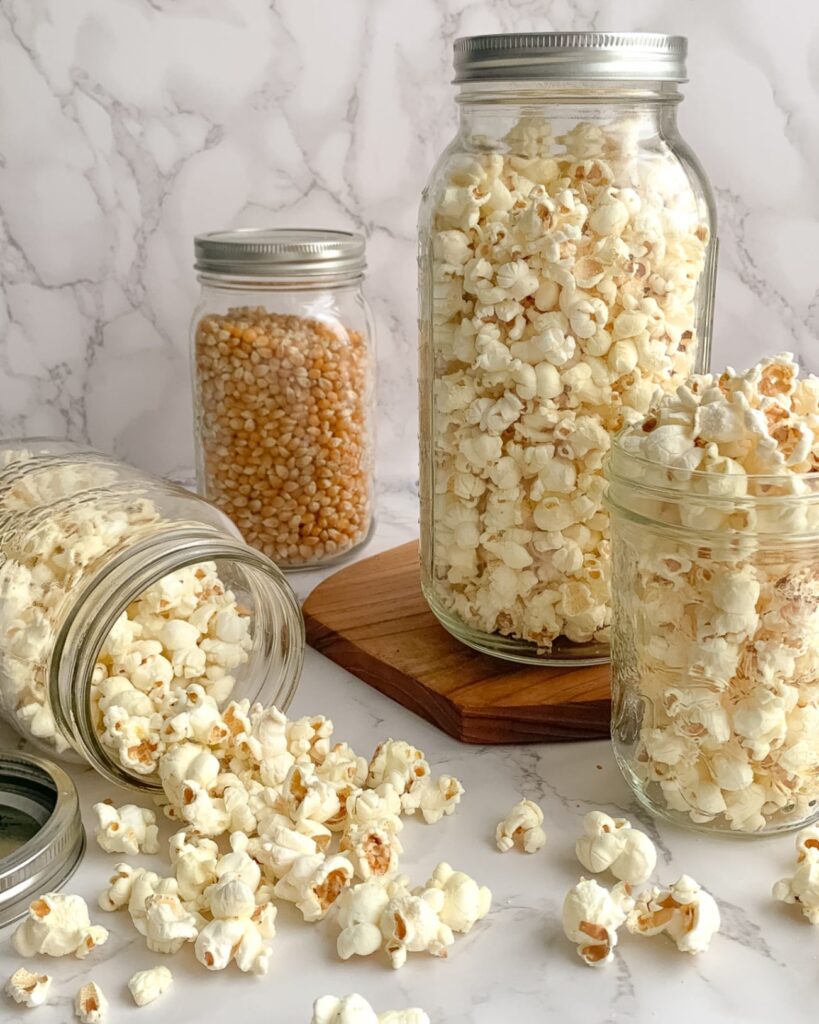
[608, 355, 819, 834]
[419, 33, 717, 663]
[0, 440, 304, 791]
[192, 228, 376, 570]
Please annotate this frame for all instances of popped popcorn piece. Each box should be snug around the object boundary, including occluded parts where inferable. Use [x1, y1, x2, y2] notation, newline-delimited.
[336, 879, 395, 960]
[627, 874, 720, 953]
[575, 811, 657, 885]
[12, 893, 109, 959]
[423, 862, 491, 934]
[5, 968, 52, 1008]
[340, 821, 403, 880]
[168, 830, 219, 904]
[194, 913, 275, 975]
[273, 853, 354, 922]
[143, 892, 199, 954]
[401, 773, 463, 824]
[495, 798, 546, 853]
[311, 995, 431, 1024]
[562, 878, 633, 967]
[281, 762, 341, 825]
[127, 966, 173, 1007]
[92, 800, 159, 856]
[379, 886, 454, 969]
[368, 740, 430, 795]
[772, 828, 819, 923]
[74, 982, 108, 1024]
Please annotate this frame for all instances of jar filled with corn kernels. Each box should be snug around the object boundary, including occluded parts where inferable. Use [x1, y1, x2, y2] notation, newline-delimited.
[192, 229, 376, 570]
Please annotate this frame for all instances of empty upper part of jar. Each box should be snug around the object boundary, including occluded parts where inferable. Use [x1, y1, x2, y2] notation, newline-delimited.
[0, 440, 304, 791]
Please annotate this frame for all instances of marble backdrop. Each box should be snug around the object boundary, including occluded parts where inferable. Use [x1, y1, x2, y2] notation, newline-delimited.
[0, 0, 817, 485]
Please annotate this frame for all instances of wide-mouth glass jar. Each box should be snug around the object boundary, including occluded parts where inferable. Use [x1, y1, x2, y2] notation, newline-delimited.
[418, 32, 717, 664]
[608, 437, 819, 835]
[0, 440, 304, 792]
[192, 228, 376, 571]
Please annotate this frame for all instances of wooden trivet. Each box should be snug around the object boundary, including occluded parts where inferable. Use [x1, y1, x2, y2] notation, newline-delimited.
[302, 540, 611, 744]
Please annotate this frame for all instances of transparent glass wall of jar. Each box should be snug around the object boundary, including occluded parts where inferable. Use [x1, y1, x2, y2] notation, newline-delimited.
[419, 33, 717, 664]
[191, 229, 377, 571]
[0, 440, 304, 791]
[608, 438, 819, 835]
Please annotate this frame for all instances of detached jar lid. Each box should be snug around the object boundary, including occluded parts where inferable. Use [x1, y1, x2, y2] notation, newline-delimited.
[0, 752, 85, 927]
[453, 32, 687, 83]
[194, 228, 366, 279]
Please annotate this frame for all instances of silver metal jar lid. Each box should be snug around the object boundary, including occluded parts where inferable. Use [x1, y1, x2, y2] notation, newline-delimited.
[0, 752, 85, 927]
[453, 32, 687, 83]
[194, 228, 366, 279]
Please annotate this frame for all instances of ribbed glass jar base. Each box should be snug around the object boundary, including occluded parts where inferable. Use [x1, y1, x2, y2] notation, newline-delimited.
[613, 747, 819, 838]
[423, 583, 610, 667]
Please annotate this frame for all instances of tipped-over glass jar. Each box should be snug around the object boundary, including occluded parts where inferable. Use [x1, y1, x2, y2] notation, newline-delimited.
[419, 32, 717, 664]
[608, 434, 819, 835]
[0, 440, 304, 791]
[192, 229, 376, 571]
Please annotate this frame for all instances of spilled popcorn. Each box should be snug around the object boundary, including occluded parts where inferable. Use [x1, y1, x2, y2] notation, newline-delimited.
[495, 798, 546, 853]
[611, 354, 819, 831]
[561, 877, 633, 967]
[773, 824, 819, 923]
[424, 115, 711, 650]
[88, 703, 480, 977]
[575, 811, 656, 885]
[12, 893, 108, 960]
[627, 875, 720, 954]
[5, 968, 52, 1008]
[74, 982, 107, 1024]
[127, 966, 173, 1007]
[311, 993, 430, 1024]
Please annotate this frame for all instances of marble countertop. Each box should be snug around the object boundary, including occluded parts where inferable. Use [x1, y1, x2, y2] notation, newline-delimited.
[0, 492, 811, 1024]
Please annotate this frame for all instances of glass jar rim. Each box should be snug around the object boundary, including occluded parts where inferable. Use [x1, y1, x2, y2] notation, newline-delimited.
[608, 430, 819, 503]
[49, 529, 304, 792]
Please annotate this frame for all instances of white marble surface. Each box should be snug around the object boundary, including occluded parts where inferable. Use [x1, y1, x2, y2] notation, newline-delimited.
[1, 0, 818, 487]
[0, 503, 816, 1024]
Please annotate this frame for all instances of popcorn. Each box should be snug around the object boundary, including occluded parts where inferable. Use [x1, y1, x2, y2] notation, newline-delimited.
[612, 355, 819, 831]
[496, 798, 547, 853]
[561, 878, 633, 967]
[143, 892, 200, 954]
[772, 827, 819, 923]
[340, 821, 403, 880]
[5, 968, 52, 1008]
[627, 875, 720, 953]
[400, 773, 463, 824]
[423, 862, 491, 934]
[379, 886, 454, 969]
[575, 812, 657, 885]
[367, 740, 430, 795]
[74, 982, 108, 1024]
[311, 995, 431, 1024]
[128, 966, 173, 1006]
[12, 893, 109, 959]
[281, 762, 341, 824]
[92, 800, 159, 856]
[273, 853, 354, 922]
[336, 878, 396, 959]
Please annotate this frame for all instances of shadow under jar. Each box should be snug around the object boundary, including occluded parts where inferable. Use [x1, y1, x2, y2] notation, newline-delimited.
[0, 440, 303, 792]
[192, 229, 376, 571]
[418, 33, 717, 664]
[608, 438, 819, 835]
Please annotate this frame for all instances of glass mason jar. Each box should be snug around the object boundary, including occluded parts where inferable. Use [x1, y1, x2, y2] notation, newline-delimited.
[418, 33, 717, 664]
[0, 440, 304, 792]
[608, 437, 819, 834]
[192, 229, 376, 571]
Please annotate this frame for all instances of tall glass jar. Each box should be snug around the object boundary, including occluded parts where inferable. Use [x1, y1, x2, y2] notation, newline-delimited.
[419, 33, 717, 664]
[0, 440, 304, 791]
[192, 229, 376, 571]
[608, 436, 819, 835]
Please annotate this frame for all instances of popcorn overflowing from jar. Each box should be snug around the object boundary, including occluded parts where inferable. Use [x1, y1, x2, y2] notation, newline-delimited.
[422, 116, 711, 654]
[608, 354, 819, 833]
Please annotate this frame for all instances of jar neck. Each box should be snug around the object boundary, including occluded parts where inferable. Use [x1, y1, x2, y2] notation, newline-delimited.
[196, 272, 364, 295]
[456, 78, 681, 137]
[48, 527, 304, 791]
